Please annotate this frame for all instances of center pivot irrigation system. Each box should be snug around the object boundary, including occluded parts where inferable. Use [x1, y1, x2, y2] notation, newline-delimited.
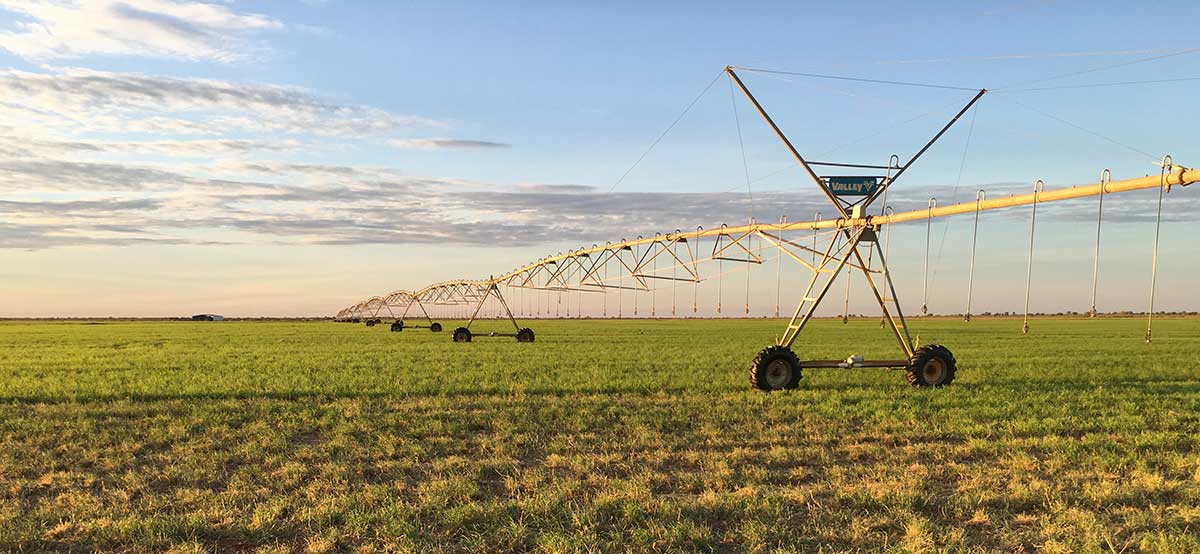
[337, 65, 1197, 391]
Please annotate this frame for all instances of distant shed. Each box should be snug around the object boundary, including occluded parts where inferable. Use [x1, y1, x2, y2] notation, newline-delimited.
[191, 314, 225, 321]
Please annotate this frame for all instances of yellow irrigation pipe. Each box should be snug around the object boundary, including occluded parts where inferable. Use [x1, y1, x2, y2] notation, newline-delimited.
[342, 163, 1196, 310]
[879, 165, 1198, 225]
[474, 164, 1198, 287]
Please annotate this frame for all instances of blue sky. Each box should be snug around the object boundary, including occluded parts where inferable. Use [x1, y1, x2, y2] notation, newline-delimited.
[0, 0, 1197, 316]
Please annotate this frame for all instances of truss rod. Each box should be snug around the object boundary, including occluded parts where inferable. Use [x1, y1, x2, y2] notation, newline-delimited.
[725, 66, 848, 219]
[878, 166, 1198, 226]
[487, 165, 1197, 282]
[339, 164, 1196, 315]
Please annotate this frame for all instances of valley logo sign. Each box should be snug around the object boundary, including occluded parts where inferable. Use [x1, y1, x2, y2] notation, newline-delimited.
[824, 176, 880, 197]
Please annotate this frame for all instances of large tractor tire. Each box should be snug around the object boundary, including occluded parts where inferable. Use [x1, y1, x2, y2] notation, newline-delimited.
[749, 345, 802, 391]
[905, 344, 957, 387]
[452, 327, 472, 343]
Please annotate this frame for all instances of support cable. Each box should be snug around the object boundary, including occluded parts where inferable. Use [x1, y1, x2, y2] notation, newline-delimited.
[776, 215, 785, 318]
[748, 72, 984, 166]
[1006, 98, 1159, 163]
[876, 47, 1198, 66]
[1022, 180, 1045, 335]
[841, 264, 851, 324]
[652, 238, 658, 318]
[672, 234, 679, 316]
[694, 227, 701, 314]
[564, 266, 570, 318]
[922, 198, 936, 315]
[746, 219, 753, 316]
[730, 77, 755, 220]
[992, 47, 1200, 92]
[812, 212, 821, 265]
[965, 190, 985, 322]
[878, 46, 1200, 65]
[1089, 169, 1110, 318]
[603, 248, 609, 317]
[1147, 156, 1171, 343]
[634, 241, 640, 317]
[607, 71, 725, 193]
[718, 255, 724, 315]
[1001, 76, 1200, 92]
[870, 156, 899, 327]
[930, 104, 980, 294]
[618, 248, 624, 318]
[732, 66, 979, 91]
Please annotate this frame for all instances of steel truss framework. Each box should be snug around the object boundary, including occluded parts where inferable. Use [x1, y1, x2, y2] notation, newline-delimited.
[337, 66, 1198, 387]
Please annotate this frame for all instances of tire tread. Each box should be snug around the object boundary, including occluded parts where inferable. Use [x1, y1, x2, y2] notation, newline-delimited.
[905, 344, 957, 387]
[749, 345, 802, 391]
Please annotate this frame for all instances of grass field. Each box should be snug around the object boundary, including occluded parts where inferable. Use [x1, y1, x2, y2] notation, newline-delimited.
[1, 317, 1198, 553]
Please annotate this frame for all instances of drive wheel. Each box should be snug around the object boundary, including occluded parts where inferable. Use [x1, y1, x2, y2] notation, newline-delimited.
[516, 328, 535, 343]
[453, 327, 472, 343]
[365, 319, 375, 327]
[390, 321, 403, 332]
[749, 345, 802, 391]
[430, 322, 442, 332]
[906, 344, 957, 387]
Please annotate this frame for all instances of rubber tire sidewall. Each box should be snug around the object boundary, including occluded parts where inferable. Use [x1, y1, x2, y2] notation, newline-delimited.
[906, 344, 957, 387]
[453, 327, 472, 343]
[750, 345, 802, 391]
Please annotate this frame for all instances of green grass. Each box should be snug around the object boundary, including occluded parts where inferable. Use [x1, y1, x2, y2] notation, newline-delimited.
[1, 317, 1198, 553]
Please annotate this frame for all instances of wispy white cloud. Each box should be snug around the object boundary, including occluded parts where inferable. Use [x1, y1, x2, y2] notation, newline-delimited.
[389, 138, 510, 150]
[515, 183, 596, 193]
[0, 0, 282, 62]
[0, 151, 820, 248]
[0, 67, 440, 137]
[6, 137, 302, 158]
[1, 150, 1194, 251]
[0, 158, 193, 191]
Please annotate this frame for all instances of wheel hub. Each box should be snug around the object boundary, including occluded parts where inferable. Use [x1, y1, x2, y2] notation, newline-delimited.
[765, 359, 792, 388]
[922, 359, 946, 383]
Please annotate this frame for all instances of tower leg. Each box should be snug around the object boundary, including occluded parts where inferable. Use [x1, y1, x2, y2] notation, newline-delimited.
[458, 283, 534, 343]
[753, 225, 946, 391]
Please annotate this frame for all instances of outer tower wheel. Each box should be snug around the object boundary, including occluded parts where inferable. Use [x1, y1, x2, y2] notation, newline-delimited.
[390, 321, 403, 332]
[906, 344, 957, 387]
[516, 328, 535, 343]
[750, 345, 802, 391]
[452, 327, 472, 343]
[430, 322, 442, 333]
[365, 319, 376, 327]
